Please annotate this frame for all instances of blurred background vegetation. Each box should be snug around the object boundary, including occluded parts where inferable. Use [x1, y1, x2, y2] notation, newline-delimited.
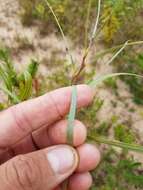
[1, 0, 143, 189]
[18, 0, 143, 43]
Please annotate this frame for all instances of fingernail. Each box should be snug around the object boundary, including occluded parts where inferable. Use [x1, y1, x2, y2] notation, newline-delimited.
[47, 146, 77, 175]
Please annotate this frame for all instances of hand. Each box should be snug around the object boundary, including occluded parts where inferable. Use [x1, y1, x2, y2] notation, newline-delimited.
[0, 85, 100, 190]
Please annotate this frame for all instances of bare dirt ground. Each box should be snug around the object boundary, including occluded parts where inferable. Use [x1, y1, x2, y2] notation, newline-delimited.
[0, 0, 143, 161]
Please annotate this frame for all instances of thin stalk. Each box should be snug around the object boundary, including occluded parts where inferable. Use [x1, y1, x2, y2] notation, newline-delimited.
[72, 0, 101, 83]
[44, 0, 74, 65]
[106, 41, 129, 65]
[84, 0, 92, 49]
[88, 0, 101, 50]
[89, 135, 143, 153]
[88, 72, 143, 88]
[94, 41, 143, 61]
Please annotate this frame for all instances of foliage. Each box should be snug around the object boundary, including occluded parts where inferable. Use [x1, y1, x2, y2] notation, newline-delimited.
[78, 98, 104, 127]
[91, 149, 143, 190]
[116, 52, 143, 105]
[18, 0, 98, 42]
[102, 0, 143, 43]
[114, 124, 136, 143]
[0, 48, 39, 107]
[1, 47, 143, 189]
[18, 0, 143, 44]
[2, 1, 143, 189]
[104, 77, 117, 90]
[101, 5, 120, 43]
[46, 61, 71, 90]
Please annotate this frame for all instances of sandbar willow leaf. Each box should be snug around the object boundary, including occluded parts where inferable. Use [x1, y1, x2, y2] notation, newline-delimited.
[67, 85, 77, 145]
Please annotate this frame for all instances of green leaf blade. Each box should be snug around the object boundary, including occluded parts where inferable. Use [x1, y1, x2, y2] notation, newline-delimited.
[0, 86, 20, 104]
[89, 135, 143, 153]
[88, 73, 143, 88]
[19, 71, 33, 101]
[67, 85, 77, 145]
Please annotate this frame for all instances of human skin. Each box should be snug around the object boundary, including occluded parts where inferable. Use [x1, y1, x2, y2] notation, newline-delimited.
[0, 85, 100, 190]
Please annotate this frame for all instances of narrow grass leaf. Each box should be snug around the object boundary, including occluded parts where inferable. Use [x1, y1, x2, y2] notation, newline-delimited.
[44, 0, 74, 66]
[90, 0, 101, 43]
[27, 59, 39, 78]
[67, 85, 77, 145]
[84, 0, 101, 57]
[0, 48, 18, 86]
[0, 86, 20, 104]
[88, 73, 143, 88]
[0, 65, 12, 91]
[94, 40, 143, 61]
[106, 41, 129, 65]
[88, 72, 143, 153]
[19, 71, 32, 101]
[89, 135, 143, 153]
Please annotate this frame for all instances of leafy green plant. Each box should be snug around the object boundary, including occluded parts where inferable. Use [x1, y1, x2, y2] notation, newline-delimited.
[18, 0, 143, 45]
[102, 0, 143, 43]
[104, 77, 117, 90]
[91, 149, 143, 190]
[114, 124, 136, 144]
[0, 48, 39, 107]
[2, 1, 143, 189]
[116, 52, 143, 105]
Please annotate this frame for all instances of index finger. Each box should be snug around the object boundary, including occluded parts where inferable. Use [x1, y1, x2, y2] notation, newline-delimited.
[0, 85, 93, 147]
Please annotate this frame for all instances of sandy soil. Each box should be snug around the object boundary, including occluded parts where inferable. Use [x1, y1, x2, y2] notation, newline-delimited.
[0, 0, 143, 161]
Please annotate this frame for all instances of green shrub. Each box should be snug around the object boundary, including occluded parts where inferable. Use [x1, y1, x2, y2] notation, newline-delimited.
[18, 0, 143, 44]
[114, 124, 135, 143]
[101, 0, 143, 44]
[0, 48, 39, 107]
[91, 149, 143, 190]
[116, 52, 143, 105]
[3, 1, 143, 189]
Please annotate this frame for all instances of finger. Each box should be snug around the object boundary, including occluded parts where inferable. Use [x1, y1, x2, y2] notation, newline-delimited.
[52, 187, 61, 190]
[0, 135, 37, 164]
[76, 144, 100, 172]
[0, 85, 93, 147]
[0, 145, 78, 190]
[68, 172, 92, 190]
[0, 120, 87, 163]
[32, 119, 87, 148]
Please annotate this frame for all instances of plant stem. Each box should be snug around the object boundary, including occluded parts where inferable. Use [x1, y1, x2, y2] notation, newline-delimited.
[88, 0, 101, 50]
[44, 0, 74, 66]
[84, 0, 92, 49]
[72, 0, 101, 83]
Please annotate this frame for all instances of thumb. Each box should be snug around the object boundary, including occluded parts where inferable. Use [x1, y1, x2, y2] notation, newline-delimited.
[0, 145, 78, 190]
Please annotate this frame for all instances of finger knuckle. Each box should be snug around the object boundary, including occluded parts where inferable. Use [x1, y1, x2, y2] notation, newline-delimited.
[8, 155, 41, 189]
